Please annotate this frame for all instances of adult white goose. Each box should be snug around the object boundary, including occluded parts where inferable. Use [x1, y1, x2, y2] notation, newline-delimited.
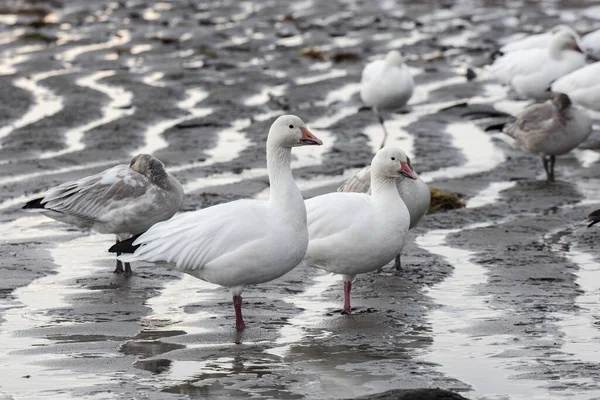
[488, 29, 585, 100]
[338, 156, 430, 270]
[360, 50, 414, 144]
[304, 147, 416, 313]
[23, 154, 183, 276]
[581, 29, 600, 60]
[498, 25, 578, 54]
[503, 93, 592, 181]
[551, 62, 600, 112]
[110, 115, 323, 330]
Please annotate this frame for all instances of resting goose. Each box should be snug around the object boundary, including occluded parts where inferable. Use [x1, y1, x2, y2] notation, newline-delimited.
[488, 29, 585, 100]
[502, 93, 592, 182]
[360, 50, 414, 145]
[498, 25, 578, 54]
[110, 115, 323, 330]
[338, 157, 430, 270]
[304, 147, 415, 313]
[551, 62, 600, 112]
[23, 154, 183, 276]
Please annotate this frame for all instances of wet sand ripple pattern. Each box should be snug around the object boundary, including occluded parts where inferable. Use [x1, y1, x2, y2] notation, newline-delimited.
[1, 0, 600, 399]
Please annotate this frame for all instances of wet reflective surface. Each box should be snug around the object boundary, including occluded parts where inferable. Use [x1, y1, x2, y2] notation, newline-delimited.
[1, 0, 600, 399]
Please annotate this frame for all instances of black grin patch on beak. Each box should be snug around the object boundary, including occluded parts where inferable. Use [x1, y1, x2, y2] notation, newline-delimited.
[300, 138, 319, 145]
[400, 171, 416, 180]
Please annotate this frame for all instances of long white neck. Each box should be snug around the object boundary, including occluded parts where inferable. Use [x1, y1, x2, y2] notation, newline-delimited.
[371, 173, 402, 205]
[266, 142, 304, 213]
[548, 38, 566, 60]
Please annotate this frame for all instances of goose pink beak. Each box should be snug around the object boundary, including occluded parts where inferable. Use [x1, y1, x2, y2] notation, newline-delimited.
[299, 127, 323, 146]
[400, 161, 417, 180]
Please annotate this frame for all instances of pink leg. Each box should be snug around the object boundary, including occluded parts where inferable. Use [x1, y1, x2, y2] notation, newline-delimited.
[233, 295, 245, 331]
[343, 281, 352, 313]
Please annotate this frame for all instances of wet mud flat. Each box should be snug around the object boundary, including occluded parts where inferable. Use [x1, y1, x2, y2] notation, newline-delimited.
[2, 0, 600, 399]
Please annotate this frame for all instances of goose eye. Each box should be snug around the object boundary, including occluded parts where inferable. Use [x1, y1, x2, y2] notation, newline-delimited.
[391, 157, 396, 161]
[289, 124, 294, 129]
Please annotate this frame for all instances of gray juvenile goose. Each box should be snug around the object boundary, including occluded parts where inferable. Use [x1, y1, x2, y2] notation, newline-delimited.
[23, 154, 184, 276]
[503, 93, 592, 182]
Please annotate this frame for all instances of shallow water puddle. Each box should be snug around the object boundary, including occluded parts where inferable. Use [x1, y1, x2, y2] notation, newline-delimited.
[244, 84, 288, 107]
[0, 69, 70, 148]
[417, 221, 550, 400]
[132, 88, 211, 156]
[0, 234, 115, 397]
[0, 215, 72, 240]
[266, 271, 339, 358]
[552, 235, 600, 365]
[420, 121, 505, 183]
[40, 70, 134, 159]
[56, 29, 131, 63]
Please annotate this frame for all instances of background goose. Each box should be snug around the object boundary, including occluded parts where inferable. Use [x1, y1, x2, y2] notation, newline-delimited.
[551, 62, 600, 112]
[581, 28, 600, 60]
[502, 93, 592, 181]
[360, 50, 414, 145]
[23, 154, 183, 276]
[488, 30, 585, 100]
[304, 147, 415, 313]
[498, 25, 578, 54]
[110, 115, 323, 331]
[338, 157, 430, 270]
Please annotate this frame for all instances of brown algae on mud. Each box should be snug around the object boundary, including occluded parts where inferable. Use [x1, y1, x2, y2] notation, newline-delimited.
[428, 187, 466, 214]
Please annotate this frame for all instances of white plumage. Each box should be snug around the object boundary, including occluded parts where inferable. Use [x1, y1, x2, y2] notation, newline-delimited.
[360, 50, 414, 111]
[488, 30, 585, 100]
[581, 29, 600, 60]
[498, 25, 578, 53]
[304, 147, 416, 313]
[117, 115, 323, 330]
[551, 62, 600, 112]
[338, 160, 430, 270]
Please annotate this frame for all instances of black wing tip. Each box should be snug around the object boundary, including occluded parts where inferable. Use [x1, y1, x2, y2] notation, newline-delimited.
[109, 233, 143, 253]
[22, 197, 46, 210]
[587, 209, 600, 228]
[484, 123, 506, 132]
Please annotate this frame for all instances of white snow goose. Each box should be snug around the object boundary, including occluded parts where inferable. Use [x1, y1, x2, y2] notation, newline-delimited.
[502, 93, 592, 181]
[110, 115, 323, 331]
[497, 25, 578, 54]
[360, 50, 415, 145]
[488, 29, 585, 100]
[304, 147, 415, 313]
[338, 156, 429, 270]
[23, 154, 184, 276]
[551, 61, 600, 112]
[581, 28, 600, 60]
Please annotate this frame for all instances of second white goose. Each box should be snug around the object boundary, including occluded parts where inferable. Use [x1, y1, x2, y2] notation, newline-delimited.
[304, 147, 416, 313]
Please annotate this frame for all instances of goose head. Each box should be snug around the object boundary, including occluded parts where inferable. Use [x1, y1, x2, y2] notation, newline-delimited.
[268, 115, 323, 148]
[551, 92, 572, 111]
[130, 154, 167, 180]
[385, 50, 405, 67]
[549, 30, 582, 58]
[371, 147, 417, 180]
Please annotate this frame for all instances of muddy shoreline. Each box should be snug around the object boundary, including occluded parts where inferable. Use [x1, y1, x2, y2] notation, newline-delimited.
[2, 0, 600, 399]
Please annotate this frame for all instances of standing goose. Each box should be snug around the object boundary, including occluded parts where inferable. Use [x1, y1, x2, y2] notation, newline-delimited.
[488, 30, 585, 100]
[360, 50, 415, 145]
[338, 157, 430, 270]
[551, 62, 600, 112]
[110, 115, 323, 331]
[502, 93, 592, 182]
[23, 154, 183, 276]
[304, 147, 416, 313]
